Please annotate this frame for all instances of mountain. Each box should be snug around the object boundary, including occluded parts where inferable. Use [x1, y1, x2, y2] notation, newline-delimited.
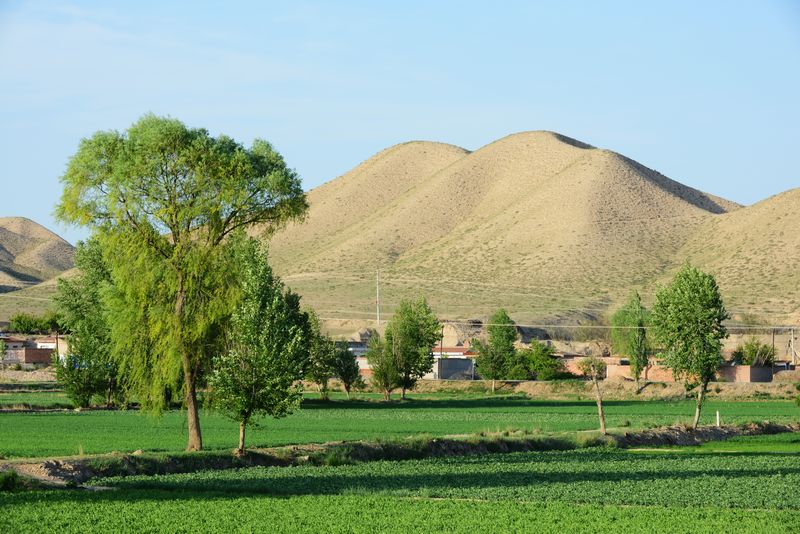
[266, 131, 796, 326]
[0, 218, 75, 321]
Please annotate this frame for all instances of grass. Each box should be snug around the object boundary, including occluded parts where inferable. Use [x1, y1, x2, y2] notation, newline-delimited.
[0, 391, 71, 409]
[3, 445, 800, 532]
[1, 395, 798, 459]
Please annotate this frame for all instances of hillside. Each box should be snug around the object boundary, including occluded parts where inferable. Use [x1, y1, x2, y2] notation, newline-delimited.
[677, 188, 800, 324]
[0, 218, 75, 321]
[267, 131, 797, 326]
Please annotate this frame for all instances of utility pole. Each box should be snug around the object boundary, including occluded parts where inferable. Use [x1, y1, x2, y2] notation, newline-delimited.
[376, 268, 380, 327]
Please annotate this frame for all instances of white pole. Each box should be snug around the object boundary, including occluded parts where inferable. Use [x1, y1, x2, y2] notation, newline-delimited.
[716, 410, 720, 428]
[792, 328, 796, 367]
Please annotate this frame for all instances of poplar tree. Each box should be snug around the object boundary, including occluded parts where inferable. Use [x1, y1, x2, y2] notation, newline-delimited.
[56, 114, 307, 450]
[384, 297, 441, 399]
[473, 309, 517, 393]
[611, 291, 650, 392]
[651, 263, 728, 430]
[209, 239, 308, 455]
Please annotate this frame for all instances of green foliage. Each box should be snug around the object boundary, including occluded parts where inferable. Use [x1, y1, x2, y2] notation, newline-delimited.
[208, 239, 308, 452]
[651, 263, 728, 388]
[54, 238, 120, 408]
[365, 333, 400, 400]
[474, 309, 517, 382]
[732, 337, 776, 367]
[577, 356, 606, 381]
[610, 291, 650, 384]
[8, 311, 62, 334]
[304, 310, 337, 399]
[56, 114, 307, 450]
[503, 340, 563, 380]
[384, 297, 441, 397]
[651, 263, 728, 428]
[331, 341, 365, 397]
[524, 341, 563, 380]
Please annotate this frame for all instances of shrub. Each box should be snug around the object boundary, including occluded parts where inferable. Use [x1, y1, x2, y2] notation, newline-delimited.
[732, 337, 776, 367]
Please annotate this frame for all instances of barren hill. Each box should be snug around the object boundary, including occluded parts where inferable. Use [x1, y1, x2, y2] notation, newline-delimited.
[677, 188, 800, 323]
[265, 131, 800, 328]
[0, 216, 75, 294]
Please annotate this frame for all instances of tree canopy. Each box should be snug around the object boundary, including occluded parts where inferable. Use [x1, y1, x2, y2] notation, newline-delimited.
[610, 291, 650, 390]
[473, 309, 517, 392]
[209, 239, 308, 454]
[384, 297, 441, 398]
[651, 263, 728, 429]
[56, 114, 307, 450]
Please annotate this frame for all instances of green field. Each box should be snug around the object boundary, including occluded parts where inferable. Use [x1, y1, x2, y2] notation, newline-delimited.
[3, 436, 800, 532]
[0, 391, 70, 409]
[1, 396, 798, 458]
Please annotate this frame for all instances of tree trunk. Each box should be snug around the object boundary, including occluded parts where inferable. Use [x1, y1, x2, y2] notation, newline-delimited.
[593, 379, 606, 435]
[383, 389, 390, 401]
[344, 386, 351, 400]
[176, 274, 203, 452]
[692, 383, 706, 431]
[491, 379, 496, 394]
[401, 385, 407, 400]
[237, 420, 247, 455]
[183, 354, 203, 451]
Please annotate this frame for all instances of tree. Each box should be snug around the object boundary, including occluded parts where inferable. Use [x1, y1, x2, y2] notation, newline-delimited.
[56, 114, 307, 451]
[384, 297, 441, 399]
[651, 263, 728, 430]
[54, 238, 121, 407]
[305, 310, 337, 400]
[524, 340, 564, 380]
[732, 337, 775, 367]
[473, 309, 517, 393]
[611, 291, 650, 392]
[208, 239, 308, 455]
[331, 340, 365, 399]
[9, 313, 43, 334]
[365, 333, 399, 400]
[578, 355, 607, 434]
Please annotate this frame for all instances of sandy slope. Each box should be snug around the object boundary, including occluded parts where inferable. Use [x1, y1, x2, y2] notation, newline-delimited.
[0, 217, 75, 287]
[267, 131, 797, 324]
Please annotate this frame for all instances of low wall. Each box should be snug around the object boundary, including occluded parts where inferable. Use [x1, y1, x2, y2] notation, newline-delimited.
[718, 365, 773, 383]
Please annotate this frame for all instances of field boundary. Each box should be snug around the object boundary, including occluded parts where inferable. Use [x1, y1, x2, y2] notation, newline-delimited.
[3, 421, 798, 488]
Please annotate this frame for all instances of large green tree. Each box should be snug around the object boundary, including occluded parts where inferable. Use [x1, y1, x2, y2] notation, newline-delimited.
[611, 291, 650, 392]
[56, 114, 307, 450]
[209, 239, 308, 455]
[473, 309, 517, 393]
[54, 238, 120, 407]
[305, 310, 338, 400]
[331, 340, 365, 399]
[365, 333, 399, 400]
[651, 263, 728, 430]
[384, 297, 441, 399]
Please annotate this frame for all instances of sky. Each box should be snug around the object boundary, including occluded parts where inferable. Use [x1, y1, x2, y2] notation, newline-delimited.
[1, 0, 798, 245]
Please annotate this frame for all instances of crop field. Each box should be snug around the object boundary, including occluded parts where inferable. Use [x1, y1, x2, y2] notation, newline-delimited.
[1, 396, 798, 458]
[3, 436, 800, 532]
[0, 391, 70, 409]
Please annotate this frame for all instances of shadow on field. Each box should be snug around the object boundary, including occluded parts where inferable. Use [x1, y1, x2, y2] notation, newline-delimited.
[6, 451, 798, 506]
[299, 398, 654, 411]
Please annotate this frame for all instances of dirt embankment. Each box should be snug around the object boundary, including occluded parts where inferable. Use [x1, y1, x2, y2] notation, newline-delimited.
[5, 422, 798, 488]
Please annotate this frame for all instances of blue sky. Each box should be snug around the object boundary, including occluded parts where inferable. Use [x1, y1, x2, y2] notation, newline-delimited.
[1, 1, 798, 245]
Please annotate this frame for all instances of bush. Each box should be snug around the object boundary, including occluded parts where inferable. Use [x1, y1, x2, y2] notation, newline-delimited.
[732, 337, 776, 367]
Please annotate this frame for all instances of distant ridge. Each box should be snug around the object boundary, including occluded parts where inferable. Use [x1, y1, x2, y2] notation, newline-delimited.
[266, 131, 796, 326]
[0, 217, 74, 292]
